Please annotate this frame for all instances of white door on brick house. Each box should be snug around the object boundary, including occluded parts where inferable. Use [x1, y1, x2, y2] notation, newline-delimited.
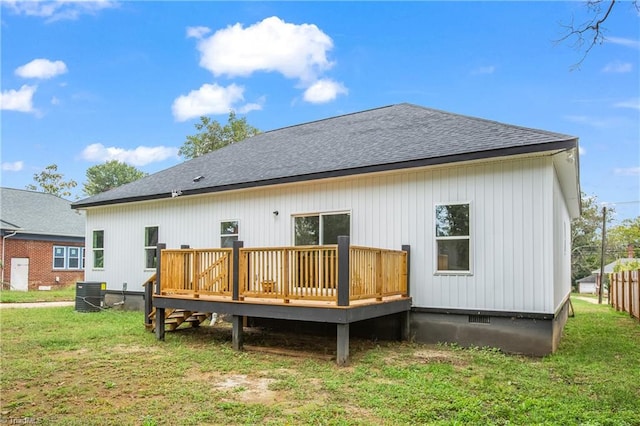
[10, 258, 29, 291]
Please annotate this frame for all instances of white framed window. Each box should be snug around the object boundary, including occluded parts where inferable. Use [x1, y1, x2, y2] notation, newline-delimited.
[68, 247, 81, 269]
[220, 220, 239, 248]
[145, 226, 159, 269]
[53, 246, 66, 269]
[93, 230, 104, 269]
[435, 203, 471, 273]
[293, 212, 351, 246]
[53, 246, 84, 270]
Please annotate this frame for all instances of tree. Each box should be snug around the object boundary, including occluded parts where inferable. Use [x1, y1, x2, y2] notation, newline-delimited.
[559, 0, 640, 69]
[607, 217, 640, 259]
[26, 164, 77, 198]
[571, 193, 615, 282]
[178, 111, 260, 160]
[83, 160, 147, 195]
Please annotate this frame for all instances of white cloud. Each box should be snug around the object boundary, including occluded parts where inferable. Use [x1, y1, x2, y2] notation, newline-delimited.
[3, 0, 118, 22]
[15, 58, 68, 79]
[606, 37, 640, 50]
[614, 167, 640, 176]
[613, 98, 640, 110]
[51, 96, 60, 105]
[186, 26, 211, 39]
[80, 143, 179, 167]
[0, 85, 37, 112]
[172, 83, 258, 121]
[602, 61, 632, 73]
[578, 146, 586, 156]
[303, 79, 348, 103]
[1, 161, 24, 172]
[196, 16, 334, 83]
[471, 65, 496, 75]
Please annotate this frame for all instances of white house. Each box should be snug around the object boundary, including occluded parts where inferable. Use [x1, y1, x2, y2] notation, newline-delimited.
[72, 104, 580, 356]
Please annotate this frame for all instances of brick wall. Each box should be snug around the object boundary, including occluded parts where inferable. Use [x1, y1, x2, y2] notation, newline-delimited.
[2, 239, 85, 290]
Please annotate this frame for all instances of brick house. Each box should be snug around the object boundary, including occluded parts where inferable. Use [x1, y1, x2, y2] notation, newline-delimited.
[1, 188, 85, 291]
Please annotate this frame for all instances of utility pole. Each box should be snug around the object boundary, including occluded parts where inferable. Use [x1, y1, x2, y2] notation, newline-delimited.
[598, 205, 607, 304]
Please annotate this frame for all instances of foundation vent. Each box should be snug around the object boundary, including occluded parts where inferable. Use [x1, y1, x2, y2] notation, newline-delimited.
[468, 315, 491, 324]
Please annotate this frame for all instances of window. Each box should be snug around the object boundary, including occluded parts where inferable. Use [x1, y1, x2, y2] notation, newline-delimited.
[294, 212, 350, 246]
[220, 221, 239, 248]
[53, 246, 84, 270]
[435, 203, 470, 272]
[145, 226, 159, 269]
[93, 230, 104, 268]
[53, 246, 66, 269]
[68, 247, 80, 269]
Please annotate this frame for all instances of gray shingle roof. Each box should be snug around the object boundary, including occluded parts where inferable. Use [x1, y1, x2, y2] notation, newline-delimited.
[72, 103, 577, 208]
[1, 188, 85, 237]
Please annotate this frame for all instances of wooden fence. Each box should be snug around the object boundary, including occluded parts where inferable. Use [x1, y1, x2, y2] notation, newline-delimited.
[609, 269, 640, 321]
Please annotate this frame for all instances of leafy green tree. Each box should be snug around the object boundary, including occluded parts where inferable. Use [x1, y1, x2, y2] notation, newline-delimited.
[607, 217, 640, 259]
[571, 193, 614, 282]
[26, 164, 77, 198]
[178, 111, 260, 160]
[83, 160, 147, 195]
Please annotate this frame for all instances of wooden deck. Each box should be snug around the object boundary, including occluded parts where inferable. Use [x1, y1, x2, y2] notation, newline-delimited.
[147, 236, 411, 365]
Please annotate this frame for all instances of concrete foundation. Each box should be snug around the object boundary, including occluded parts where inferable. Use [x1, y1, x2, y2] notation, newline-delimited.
[411, 300, 570, 356]
[104, 291, 145, 311]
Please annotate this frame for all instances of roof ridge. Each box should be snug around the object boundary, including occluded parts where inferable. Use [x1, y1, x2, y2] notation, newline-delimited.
[400, 104, 576, 140]
[259, 104, 399, 135]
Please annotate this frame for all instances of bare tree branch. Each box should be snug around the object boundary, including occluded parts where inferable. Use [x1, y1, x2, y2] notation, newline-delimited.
[557, 0, 617, 70]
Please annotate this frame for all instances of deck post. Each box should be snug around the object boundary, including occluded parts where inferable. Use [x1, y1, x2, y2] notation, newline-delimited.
[336, 323, 349, 366]
[400, 244, 411, 341]
[232, 242, 245, 345]
[337, 235, 350, 307]
[155, 243, 166, 296]
[144, 276, 153, 328]
[231, 315, 244, 351]
[232, 240, 243, 301]
[402, 244, 411, 297]
[154, 243, 166, 341]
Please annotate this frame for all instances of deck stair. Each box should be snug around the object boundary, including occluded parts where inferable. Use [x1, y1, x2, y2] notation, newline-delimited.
[146, 308, 211, 331]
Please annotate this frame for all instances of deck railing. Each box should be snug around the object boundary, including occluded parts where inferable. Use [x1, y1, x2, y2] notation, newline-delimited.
[350, 246, 408, 301]
[239, 245, 339, 302]
[160, 248, 232, 297]
[157, 240, 408, 305]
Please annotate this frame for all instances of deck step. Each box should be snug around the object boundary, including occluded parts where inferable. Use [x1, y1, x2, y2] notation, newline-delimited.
[146, 309, 211, 331]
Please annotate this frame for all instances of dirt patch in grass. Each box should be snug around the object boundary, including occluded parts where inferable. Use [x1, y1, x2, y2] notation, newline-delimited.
[413, 347, 467, 366]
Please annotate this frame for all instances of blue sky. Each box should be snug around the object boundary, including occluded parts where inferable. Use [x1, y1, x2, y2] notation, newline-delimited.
[1, 1, 638, 222]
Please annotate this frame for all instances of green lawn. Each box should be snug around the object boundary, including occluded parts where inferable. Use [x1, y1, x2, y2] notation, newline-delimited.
[0, 299, 638, 425]
[0, 285, 75, 303]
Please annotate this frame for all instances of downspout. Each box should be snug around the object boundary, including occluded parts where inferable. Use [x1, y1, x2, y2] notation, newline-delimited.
[2, 230, 19, 285]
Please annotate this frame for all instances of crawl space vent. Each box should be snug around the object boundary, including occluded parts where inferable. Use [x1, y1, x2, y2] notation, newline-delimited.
[468, 315, 491, 324]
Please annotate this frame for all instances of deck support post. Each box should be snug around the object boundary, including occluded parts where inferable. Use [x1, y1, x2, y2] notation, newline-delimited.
[144, 276, 153, 328]
[336, 323, 349, 366]
[155, 308, 165, 341]
[337, 236, 350, 307]
[400, 244, 411, 341]
[231, 315, 244, 351]
[402, 244, 411, 297]
[154, 243, 166, 341]
[400, 311, 411, 341]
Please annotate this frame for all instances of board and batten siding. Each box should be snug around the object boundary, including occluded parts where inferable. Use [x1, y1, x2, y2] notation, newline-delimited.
[84, 155, 560, 314]
[553, 167, 572, 311]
